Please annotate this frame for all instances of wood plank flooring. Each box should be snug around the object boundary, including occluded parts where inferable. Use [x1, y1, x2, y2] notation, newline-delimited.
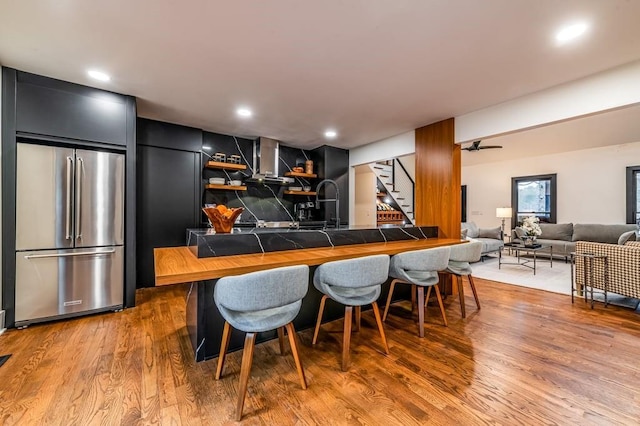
[1, 279, 639, 425]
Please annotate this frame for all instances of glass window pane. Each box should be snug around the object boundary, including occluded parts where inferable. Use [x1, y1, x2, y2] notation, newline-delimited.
[517, 179, 551, 221]
[636, 172, 640, 214]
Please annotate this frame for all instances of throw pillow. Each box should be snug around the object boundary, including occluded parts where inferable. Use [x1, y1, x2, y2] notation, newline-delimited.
[617, 230, 637, 245]
[461, 228, 468, 239]
[514, 227, 526, 239]
[462, 222, 479, 238]
[478, 227, 501, 239]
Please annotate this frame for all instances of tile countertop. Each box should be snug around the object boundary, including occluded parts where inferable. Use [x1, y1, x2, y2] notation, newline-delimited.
[186, 225, 440, 258]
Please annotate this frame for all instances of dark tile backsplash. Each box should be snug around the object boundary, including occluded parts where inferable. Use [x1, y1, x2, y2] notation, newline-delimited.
[201, 132, 318, 224]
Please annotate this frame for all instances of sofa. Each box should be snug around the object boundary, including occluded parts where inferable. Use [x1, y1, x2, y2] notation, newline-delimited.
[511, 223, 637, 260]
[461, 222, 504, 257]
[575, 240, 640, 300]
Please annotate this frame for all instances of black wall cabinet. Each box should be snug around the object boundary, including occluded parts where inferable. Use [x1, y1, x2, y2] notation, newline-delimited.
[136, 118, 202, 288]
[15, 72, 129, 145]
[311, 145, 349, 225]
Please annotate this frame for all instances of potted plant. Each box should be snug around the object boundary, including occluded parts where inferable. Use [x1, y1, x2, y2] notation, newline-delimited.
[521, 216, 542, 246]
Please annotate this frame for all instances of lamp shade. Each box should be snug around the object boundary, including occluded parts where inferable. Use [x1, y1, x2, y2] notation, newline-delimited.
[496, 207, 512, 218]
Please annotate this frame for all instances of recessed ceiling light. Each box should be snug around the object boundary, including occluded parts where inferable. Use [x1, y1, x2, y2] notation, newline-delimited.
[236, 108, 252, 117]
[324, 130, 337, 139]
[87, 69, 111, 82]
[555, 22, 588, 44]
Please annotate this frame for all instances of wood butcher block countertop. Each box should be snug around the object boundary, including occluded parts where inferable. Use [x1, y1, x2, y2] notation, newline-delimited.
[154, 238, 465, 286]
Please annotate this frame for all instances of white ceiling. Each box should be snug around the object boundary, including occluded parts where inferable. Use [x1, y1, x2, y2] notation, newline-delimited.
[2, 1, 640, 149]
[462, 103, 640, 166]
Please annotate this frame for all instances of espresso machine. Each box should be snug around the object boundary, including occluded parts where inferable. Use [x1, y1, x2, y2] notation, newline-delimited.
[295, 202, 315, 221]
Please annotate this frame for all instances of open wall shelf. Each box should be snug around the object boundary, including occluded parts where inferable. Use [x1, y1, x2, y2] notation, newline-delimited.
[205, 184, 247, 191]
[205, 161, 247, 171]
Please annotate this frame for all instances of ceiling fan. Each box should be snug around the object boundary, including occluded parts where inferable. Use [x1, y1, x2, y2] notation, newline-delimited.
[462, 140, 502, 151]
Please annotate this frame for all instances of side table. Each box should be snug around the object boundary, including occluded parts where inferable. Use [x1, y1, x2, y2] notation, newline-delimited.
[570, 251, 609, 309]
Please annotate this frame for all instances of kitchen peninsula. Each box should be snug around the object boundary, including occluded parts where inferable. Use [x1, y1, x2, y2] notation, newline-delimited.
[155, 224, 464, 361]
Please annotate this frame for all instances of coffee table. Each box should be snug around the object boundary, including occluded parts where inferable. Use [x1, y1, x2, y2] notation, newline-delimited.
[499, 243, 553, 275]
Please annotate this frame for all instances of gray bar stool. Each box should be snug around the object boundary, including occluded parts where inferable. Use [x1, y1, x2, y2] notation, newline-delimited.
[444, 240, 483, 318]
[214, 265, 309, 421]
[312, 254, 390, 372]
[383, 246, 451, 337]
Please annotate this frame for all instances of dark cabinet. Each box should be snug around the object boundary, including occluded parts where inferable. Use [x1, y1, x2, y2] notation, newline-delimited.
[137, 145, 201, 287]
[136, 118, 203, 288]
[15, 71, 129, 145]
[311, 145, 349, 226]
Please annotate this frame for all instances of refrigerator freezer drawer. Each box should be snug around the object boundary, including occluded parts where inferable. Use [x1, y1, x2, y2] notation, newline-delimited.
[15, 247, 124, 324]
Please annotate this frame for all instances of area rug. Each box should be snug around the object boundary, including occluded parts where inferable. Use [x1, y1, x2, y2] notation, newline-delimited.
[472, 254, 572, 295]
[473, 254, 640, 311]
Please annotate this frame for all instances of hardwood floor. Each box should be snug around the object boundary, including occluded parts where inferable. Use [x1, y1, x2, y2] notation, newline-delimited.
[1, 279, 639, 425]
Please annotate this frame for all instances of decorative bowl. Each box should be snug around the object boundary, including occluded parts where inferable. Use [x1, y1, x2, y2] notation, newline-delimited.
[202, 206, 244, 233]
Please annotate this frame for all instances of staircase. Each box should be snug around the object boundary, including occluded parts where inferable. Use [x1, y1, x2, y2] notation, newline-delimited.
[369, 159, 415, 224]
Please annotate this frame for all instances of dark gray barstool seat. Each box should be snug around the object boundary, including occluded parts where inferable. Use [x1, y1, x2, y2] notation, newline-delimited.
[214, 265, 309, 421]
[312, 254, 390, 371]
[383, 246, 451, 337]
[444, 240, 483, 318]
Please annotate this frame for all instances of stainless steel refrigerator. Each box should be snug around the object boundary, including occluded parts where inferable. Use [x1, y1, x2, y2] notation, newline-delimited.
[14, 143, 125, 327]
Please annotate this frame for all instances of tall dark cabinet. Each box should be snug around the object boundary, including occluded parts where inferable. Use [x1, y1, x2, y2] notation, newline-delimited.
[311, 145, 349, 226]
[2, 68, 137, 327]
[136, 118, 202, 288]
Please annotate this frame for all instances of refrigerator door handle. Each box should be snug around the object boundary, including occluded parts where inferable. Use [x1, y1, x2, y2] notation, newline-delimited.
[23, 248, 116, 259]
[66, 156, 73, 240]
[76, 156, 84, 240]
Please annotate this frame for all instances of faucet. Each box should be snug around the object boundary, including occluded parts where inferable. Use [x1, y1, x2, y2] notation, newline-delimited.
[315, 179, 340, 229]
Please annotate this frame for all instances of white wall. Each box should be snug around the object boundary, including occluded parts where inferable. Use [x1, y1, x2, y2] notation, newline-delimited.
[456, 60, 640, 144]
[462, 141, 640, 231]
[349, 130, 415, 167]
[354, 165, 377, 227]
[397, 154, 415, 181]
[349, 130, 415, 224]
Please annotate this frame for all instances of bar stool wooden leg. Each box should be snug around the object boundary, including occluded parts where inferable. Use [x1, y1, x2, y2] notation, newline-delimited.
[434, 284, 448, 327]
[468, 275, 481, 310]
[312, 295, 329, 345]
[371, 301, 389, 354]
[382, 279, 398, 321]
[285, 322, 307, 389]
[342, 306, 353, 371]
[411, 284, 417, 313]
[457, 275, 466, 318]
[215, 321, 232, 380]
[277, 327, 286, 355]
[354, 306, 361, 332]
[424, 286, 432, 308]
[236, 332, 256, 421]
[417, 286, 425, 338]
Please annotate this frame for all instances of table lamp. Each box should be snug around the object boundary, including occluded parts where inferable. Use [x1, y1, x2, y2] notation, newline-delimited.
[496, 207, 512, 235]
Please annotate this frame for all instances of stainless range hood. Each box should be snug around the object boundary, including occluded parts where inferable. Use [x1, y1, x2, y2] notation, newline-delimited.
[247, 137, 293, 183]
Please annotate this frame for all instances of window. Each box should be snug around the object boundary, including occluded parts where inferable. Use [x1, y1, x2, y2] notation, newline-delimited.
[626, 166, 640, 224]
[511, 174, 557, 227]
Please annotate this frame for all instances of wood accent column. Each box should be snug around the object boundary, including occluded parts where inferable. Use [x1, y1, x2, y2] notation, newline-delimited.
[415, 118, 460, 238]
[415, 118, 460, 294]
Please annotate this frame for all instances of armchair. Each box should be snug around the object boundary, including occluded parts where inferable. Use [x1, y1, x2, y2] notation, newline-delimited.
[574, 241, 640, 300]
